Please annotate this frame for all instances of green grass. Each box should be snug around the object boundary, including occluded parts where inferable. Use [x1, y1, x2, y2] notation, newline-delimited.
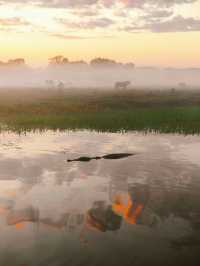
[1, 88, 200, 134]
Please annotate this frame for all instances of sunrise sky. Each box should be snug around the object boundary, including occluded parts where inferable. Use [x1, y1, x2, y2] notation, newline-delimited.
[0, 0, 200, 67]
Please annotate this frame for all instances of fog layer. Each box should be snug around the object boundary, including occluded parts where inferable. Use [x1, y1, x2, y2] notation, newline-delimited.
[0, 65, 200, 89]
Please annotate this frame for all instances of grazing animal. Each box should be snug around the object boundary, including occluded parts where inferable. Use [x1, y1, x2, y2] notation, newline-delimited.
[114, 81, 131, 90]
[57, 81, 65, 90]
[45, 80, 55, 90]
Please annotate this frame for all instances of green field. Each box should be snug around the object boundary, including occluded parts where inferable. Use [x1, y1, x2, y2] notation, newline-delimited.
[1, 88, 200, 134]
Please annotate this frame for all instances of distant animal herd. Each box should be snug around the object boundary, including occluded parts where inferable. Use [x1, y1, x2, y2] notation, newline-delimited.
[45, 80, 132, 90]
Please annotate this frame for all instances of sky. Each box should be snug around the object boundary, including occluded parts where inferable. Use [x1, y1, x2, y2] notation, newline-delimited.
[0, 0, 200, 67]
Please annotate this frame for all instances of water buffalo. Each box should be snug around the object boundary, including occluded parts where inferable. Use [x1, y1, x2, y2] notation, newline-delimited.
[114, 81, 131, 90]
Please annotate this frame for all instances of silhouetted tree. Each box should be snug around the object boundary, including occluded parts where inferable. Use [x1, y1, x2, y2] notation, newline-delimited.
[0, 58, 26, 67]
[69, 60, 87, 66]
[7, 58, 25, 66]
[90, 57, 118, 67]
[48, 55, 69, 66]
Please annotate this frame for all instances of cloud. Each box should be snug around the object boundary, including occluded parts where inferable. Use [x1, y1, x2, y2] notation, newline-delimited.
[1, 0, 198, 9]
[119, 0, 197, 8]
[38, 0, 99, 8]
[149, 15, 200, 32]
[142, 10, 174, 19]
[0, 17, 32, 32]
[0, 0, 99, 8]
[50, 32, 114, 39]
[1, 0, 199, 35]
[124, 15, 200, 33]
[0, 17, 30, 26]
[71, 9, 99, 17]
[58, 17, 114, 29]
[49, 33, 90, 39]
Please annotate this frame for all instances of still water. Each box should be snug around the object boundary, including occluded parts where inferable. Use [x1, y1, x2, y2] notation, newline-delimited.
[0, 131, 199, 266]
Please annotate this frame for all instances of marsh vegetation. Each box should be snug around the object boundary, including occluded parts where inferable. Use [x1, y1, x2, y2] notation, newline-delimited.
[1, 88, 200, 133]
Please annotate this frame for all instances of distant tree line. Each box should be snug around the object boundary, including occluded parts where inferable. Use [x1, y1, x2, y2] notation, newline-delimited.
[0, 58, 26, 67]
[48, 55, 135, 68]
[0, 56, 135, 69]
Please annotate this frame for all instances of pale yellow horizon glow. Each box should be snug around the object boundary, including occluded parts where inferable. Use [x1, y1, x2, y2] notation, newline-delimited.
[1, 31, 200, 68]
[0, 1, 200, 68]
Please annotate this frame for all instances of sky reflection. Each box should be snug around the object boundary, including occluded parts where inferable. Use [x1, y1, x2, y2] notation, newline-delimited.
[0, 131, 199, 265]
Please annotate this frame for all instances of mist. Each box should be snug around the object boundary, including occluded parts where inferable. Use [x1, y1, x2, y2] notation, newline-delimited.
[0, 63, 200, 90]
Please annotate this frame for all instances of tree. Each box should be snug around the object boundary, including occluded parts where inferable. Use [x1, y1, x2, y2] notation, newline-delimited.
[48, 55, 69, 66]
[0, 58, 25, 67]
[90, 57, 118, 67]
[69, 60, 87, 66]
[7, 58, 25, 66]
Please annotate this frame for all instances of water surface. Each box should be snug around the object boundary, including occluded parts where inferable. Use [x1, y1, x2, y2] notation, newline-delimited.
[0, 131, 200, 266]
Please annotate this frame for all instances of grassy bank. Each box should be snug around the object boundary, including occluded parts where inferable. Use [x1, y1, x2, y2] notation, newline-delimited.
[0, 88, 200, 134]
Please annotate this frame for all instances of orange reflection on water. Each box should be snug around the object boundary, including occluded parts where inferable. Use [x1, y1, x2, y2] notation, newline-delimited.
[15, 222, 26, 230]
[112, 195, 144, 224]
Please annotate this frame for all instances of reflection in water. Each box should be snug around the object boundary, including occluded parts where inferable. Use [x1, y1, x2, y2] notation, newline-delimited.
[113, 195, 140, 225]
[0, 131, 200, 265]
[112, 186, 148, 225]
[87, 202, 122, 232]
[6, 206, 84, 231]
